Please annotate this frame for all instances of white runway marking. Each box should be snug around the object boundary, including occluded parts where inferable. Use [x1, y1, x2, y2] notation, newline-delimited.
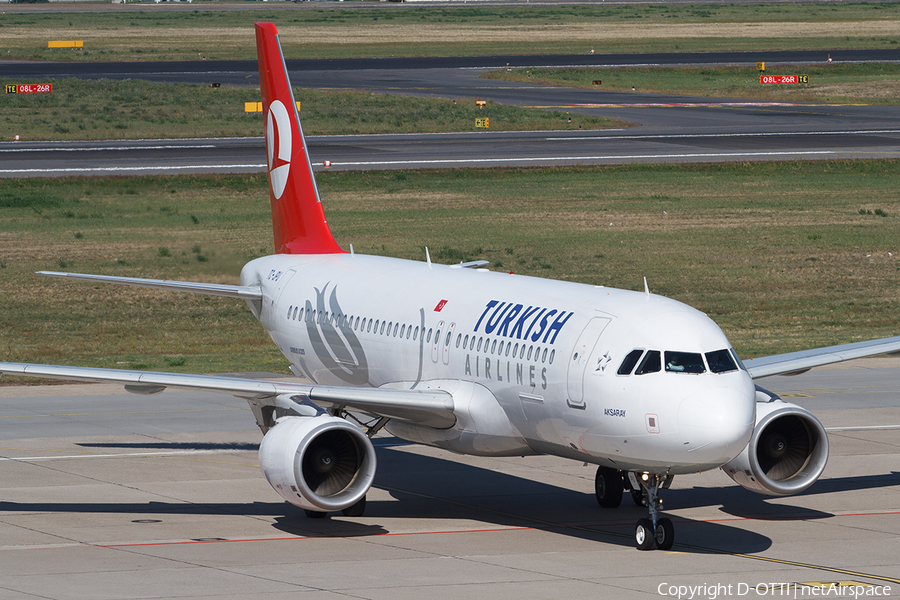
[0, 164, 266, 175]
[0, 449, 242, 462]
[327, 151, 834, 167]
[545, 129, 900, 141]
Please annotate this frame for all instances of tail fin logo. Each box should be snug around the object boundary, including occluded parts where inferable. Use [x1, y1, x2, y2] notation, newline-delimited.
[266, 100, 292, 199]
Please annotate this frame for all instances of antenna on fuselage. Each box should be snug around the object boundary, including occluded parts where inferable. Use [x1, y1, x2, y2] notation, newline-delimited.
[425, 246, 432, 270]
[643, 276, 650, 299]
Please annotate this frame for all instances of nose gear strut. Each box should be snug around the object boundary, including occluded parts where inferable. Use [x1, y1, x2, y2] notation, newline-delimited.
[631, 472, 674, 551]
[594, 467, 676, 550]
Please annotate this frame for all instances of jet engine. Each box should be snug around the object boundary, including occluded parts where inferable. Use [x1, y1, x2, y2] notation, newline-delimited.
[720, 393, 828, 496]
[258, 415, 376, 512]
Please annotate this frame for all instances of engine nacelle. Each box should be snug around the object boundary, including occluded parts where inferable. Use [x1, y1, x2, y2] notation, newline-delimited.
[259, 415, 376, 512]
[721, 396, 828, 496]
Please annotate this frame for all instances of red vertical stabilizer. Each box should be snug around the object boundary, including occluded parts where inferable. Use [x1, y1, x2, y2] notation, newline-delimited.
[255, 23, 344, 255]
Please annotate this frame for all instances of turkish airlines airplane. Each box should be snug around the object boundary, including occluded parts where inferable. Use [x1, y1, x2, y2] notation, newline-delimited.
[3, 23, 900, 551]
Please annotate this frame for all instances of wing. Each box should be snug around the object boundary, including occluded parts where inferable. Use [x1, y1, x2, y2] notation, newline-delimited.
[743, 335, 900, 379]
[38, 271, 263, 300]
[0, 362, 456, 430]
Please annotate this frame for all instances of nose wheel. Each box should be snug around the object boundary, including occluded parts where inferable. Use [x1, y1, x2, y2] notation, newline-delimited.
[631, 472, 675, 551]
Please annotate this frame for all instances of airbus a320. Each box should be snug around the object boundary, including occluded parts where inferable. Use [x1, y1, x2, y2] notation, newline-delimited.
[3, 23, 899, 551]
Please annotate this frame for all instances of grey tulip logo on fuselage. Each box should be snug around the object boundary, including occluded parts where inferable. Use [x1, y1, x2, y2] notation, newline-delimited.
[305, 284, 370, 385]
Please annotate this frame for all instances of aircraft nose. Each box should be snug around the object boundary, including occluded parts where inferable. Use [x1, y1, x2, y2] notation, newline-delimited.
[677, 385, 755, 467]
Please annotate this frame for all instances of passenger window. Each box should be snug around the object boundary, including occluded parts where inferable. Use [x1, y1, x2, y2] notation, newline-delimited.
[617, 349, 644, 375]
[427, 329, 433, 343]
[464, 335, 469, 348]
[355, 316, 360, 330]
[456, 334, 461, 348]
[491, 340, 497, 354]
[549, 350, 555, 364]
[407, 325, 412, 339]
[413, 326, 419, 340]
[380, 321, 387, 335]
[527, 346, 533, 360]
[393, 323, 399, 337]
[706, 349, 738, 373]
[513, 343, 519, 357]
[445, 332, 452, 346]
[542, 348, 548, 363]
[299, 308, 304, 322]
[477, 337, 483, 351]
[498, 341, 504, 355]
[635, 350, 661, 375]
[287, 306, 293, 319]
[665, 351, 706, 374]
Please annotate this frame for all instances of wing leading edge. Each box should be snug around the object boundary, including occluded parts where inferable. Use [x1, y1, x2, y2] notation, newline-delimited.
[0, 362, 456, 429]
[743, 335, 900, 379]
[38, 271, 263, 300]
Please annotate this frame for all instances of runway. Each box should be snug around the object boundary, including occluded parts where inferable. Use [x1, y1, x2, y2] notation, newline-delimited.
[5, 126, 900, 177]
[1, 359, 898, 599]
[4, 50, 900, 176]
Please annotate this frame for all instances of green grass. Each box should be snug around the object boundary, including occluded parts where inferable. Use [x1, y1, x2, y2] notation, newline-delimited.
[484, 63, 900, 104]
[2, 3, 900, 61]
[0, 78, 623, 141]
[1, 161, 899, 381]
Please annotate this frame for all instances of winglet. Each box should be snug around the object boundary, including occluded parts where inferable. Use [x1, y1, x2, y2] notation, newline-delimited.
[255, 22, 344, 255]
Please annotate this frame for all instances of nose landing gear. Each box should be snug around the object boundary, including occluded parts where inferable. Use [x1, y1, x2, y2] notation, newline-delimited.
[594, 466, 675, 551]
[630, 471, 674, 551]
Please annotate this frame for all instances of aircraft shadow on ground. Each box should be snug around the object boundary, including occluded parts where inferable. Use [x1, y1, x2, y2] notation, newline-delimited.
[8, 441, 896, 552]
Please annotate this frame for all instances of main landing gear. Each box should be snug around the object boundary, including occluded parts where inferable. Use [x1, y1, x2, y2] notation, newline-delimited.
[594, 467, 674, 551]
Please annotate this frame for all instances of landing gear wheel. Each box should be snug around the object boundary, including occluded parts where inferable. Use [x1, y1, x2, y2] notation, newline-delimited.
[635, 518, 655, 551]
[654, 517, 674, 550]
[304, 509, 328, 519]
[341, 495, 366, 517]
[595, 467, 623, 508]
[630, 487, 644, 506]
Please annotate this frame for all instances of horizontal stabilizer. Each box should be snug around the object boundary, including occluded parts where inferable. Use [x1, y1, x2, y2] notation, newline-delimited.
[0, 362, 456, 429]
[744, 335, 900, 379]
[38, 271, 262, 300]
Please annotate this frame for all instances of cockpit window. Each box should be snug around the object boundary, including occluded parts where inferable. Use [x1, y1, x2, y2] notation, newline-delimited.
[665, 351, 706, 374]
[730, 348, 747, 372]
[617, 349, 644, 375]
[635, 350, 661, 375]
[706, 349, 738, 374]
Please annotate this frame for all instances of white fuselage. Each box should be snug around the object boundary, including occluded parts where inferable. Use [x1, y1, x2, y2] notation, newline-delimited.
[242, 253, 756, 475]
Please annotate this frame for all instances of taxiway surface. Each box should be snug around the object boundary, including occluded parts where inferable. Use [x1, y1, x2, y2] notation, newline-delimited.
[1, 360, 898, 599]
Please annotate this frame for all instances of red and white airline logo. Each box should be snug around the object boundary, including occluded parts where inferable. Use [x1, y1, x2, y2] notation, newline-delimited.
[266, 100, 292, 199]
[434, 299, 448, 312]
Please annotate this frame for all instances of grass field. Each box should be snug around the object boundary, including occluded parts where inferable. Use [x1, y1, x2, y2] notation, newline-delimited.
[484, 63, 900, 105]
[2, 161, 898, 381]
[2, 3, 900, 61]
[0, 78, 622, 141]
